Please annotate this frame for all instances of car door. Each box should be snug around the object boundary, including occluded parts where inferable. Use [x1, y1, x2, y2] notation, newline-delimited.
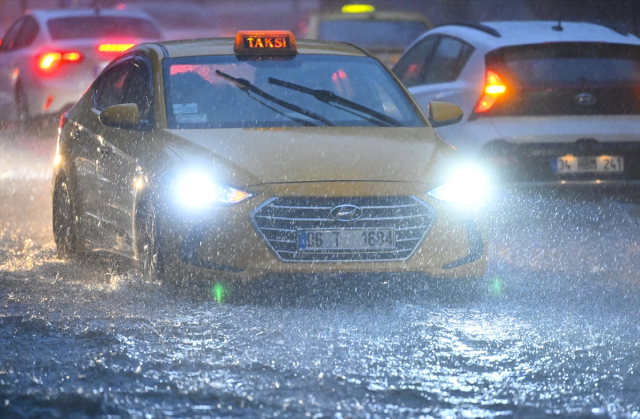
[0, 17, 25, 112]
[395, 35, 475, 112]
[10, 16, 40, 113]
[74, 59, 136, 250]
[95, 56, 153, 256]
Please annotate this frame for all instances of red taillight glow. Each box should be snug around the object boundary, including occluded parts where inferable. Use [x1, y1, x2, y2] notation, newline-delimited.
[98, 43, 135, 52]
[475, 70, 507, 113]
[44, 95, 54, 110]
[39, 52, 62, 70]
[37, 51, 83, 74]
[63, 52, 82, 61]
[59, 112, 68, 131]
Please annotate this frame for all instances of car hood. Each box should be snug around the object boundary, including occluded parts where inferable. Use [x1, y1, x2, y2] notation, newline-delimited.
[163, 127, 453, 186]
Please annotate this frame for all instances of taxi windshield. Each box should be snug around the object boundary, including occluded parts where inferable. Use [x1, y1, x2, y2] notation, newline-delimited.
[163, 55, 425, 129]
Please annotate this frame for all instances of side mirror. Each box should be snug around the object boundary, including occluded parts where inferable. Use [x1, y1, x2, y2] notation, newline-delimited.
[99, 103, 140, 129]
[428, 101, 464, 128]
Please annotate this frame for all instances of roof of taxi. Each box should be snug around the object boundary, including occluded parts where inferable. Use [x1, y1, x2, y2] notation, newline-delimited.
[310, 11, 430, 22]
[156, 38, 369, 58]
[422, 21, 640, 54]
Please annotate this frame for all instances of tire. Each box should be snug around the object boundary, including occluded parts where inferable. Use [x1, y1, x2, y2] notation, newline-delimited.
[52, 176, 78, 259]
[137, 200, 165, 282]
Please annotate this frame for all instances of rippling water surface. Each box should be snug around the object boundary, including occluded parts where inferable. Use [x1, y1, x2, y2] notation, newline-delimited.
[1, 131, 640, 418]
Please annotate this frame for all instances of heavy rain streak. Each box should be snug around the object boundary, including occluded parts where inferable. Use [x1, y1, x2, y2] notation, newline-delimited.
[2, 0, 640, 418]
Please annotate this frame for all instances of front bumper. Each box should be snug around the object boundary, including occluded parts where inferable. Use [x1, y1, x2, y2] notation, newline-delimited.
[157, 182, 487, 281]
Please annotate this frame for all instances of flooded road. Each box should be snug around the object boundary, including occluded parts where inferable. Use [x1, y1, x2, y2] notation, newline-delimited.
[2, 130, 640, 418]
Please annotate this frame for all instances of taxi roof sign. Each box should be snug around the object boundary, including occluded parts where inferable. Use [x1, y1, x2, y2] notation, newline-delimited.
[234, 31, 297, 54]
[341, 4, 375, 13]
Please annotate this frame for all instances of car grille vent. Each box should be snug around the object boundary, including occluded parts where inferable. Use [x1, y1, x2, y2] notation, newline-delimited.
[250, 196, 436, 262]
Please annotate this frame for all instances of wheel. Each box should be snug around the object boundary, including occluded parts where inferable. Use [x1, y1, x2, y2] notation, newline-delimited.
[137, 200, 165, 281]
[52, 176, 78, 258]
[15, 84, 30, 131]
[136, 201, 189, 287]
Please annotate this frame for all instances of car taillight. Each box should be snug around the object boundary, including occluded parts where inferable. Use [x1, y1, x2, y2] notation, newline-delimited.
[37, 51, 83, 74]
[475, 70, 507, 113]
[98, 43, 135, 53]
[39, 52, 62, 71]
[63, 52, 82, 61]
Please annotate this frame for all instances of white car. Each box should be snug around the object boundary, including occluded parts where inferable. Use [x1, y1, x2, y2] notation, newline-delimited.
[393, 21, 640, 185]
[0, 9, 162, 127]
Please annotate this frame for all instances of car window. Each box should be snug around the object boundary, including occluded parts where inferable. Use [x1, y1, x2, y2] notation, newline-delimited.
[47, 16, 161, 40]
[123, 57, 153, 120]
[393, 35, 439, 88]
[0, 17, 25, 52]
[422, 36, 474, 84]
[93, 61, 135, 110]
[164, 55, 425, 129]
[14, 16, 39, 49]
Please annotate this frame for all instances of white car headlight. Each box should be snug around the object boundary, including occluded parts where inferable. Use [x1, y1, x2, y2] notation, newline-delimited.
[176, 173, 252, 208]
[427, 166, 488, 204]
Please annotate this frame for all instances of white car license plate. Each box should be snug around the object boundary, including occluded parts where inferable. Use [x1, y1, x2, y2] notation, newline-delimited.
[555, 155, 624, 174]
[298, 229, 395, 251]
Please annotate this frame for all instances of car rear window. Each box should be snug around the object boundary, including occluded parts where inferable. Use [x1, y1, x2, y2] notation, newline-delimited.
[317, 20, 428, 49]
[163, 55, 425, 129]
[47, 16, 161, 40]
[483, 43, 640, 117]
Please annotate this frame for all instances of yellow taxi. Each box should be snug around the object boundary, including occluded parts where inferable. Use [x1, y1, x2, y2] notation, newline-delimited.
[51, 31, 487, 283]
[300, 5, 432, 67]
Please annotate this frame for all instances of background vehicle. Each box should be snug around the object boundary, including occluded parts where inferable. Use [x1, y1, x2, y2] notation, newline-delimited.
[301, 5, 432, 68]
[52, 33, 486, 284]
[393, 21, 640, 185]
[0, 8, 162, 126]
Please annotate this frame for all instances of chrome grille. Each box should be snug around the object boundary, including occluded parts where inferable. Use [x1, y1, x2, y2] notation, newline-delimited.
[249, 196, 436, 262]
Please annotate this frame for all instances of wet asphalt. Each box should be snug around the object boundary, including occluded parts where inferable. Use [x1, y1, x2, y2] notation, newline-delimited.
[1, 129, 640, 419]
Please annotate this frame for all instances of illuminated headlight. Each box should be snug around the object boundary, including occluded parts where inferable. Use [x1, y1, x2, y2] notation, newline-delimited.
[427, 166, 488, 204]
[176, 173, 252, 207]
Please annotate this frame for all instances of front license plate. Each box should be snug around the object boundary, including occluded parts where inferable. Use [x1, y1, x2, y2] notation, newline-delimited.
[298, 229, 396, 251]
[555, 155, 624, 174]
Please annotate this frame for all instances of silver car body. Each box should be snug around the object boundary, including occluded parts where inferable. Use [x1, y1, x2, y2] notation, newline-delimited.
[0, 9, 161, 119]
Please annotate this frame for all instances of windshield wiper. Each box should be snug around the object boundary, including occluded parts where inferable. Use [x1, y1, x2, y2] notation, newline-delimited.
[215, 70, 333, 126]
[267, 77, 400, 127]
